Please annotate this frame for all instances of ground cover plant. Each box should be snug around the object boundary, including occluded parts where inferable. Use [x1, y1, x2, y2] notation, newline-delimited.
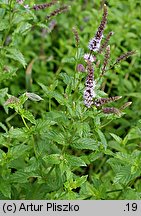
[0, 0, 140, 200]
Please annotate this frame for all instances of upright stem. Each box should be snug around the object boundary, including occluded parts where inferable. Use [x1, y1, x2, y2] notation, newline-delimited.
[21, 116, 29, 129]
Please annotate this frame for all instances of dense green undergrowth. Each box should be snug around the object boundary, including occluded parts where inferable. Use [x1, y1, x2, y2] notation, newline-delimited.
[0, 0, 141, 200]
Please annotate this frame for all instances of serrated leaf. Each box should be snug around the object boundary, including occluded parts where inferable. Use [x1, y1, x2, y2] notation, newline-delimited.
[59, 73, 71, 85]
[9, 144, 30, 159]
[0, 88, 9, 113]
[20, 109, 36, 124]
[75, 48, 84, 59]
[80, 181, 96, 197]
[126, 92, 141, 99]
[13, 22, 32, 35]
[11, 171, 31, 183]
[52, 92, 66, 105]
[8, 128, 27, 139]
[74, 175, 88, 188]
[110, 133, 122, 143]
[19, 93, 28, 105]
[0, 122, 8, 132]
[35, 119, 56, 132]
[65, 155, 86, 167]
[0, 66, 18, 83]
[38, 82, 49, 94]
[96, 129, 107, 149]
[0, 88, 8, 97]
[0, 180, 11, 198]
[43, 154, 61, 165]
[88, 152, 103, 163]
[0, 149, 5, 160]
[113, 166, 132, 185]
[0, 19, 9, 31]
[5, 47, 27, 68]
[126, 127, 141, 140]
[64, 176, 88, 192]
[71, 138, 99, 150]
[62, 57, 75, 63]
[45, 111, 68, 124]
[46, 130, 66, 145]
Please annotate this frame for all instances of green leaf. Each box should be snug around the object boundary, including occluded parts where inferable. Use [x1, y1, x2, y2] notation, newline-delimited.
[126, 127, 141, 140]
[0, 179, 11, 198]
[0, 122, 8, 132]
[9, 143, 30, 159]
[0, 88, 8, 112]
[59, 73, 71, 85]
[13, 22, 32, 35]
[126, 92, 141, 99]
[88, 152, 103, 163]
[71, 138, 99, 150]
[8, 128, 28, 139]
[45, 111, 68, 124]
[113, 166, 132, 185]
[20, 109, 36, 124]
[5, 47, 27, 68]
[65, 154, 86, 167]
[62, 57, 75, 63]
[110, 133, 122, 144]
[75, 48, 84, 59]
[43, 154, 61, 165]
[46, 131, 66, 145]
[79, 181, 96, 198]
[52, 92, 66, 105]
[96, 129, 107, 149]
[0, 19, 9, 31]
[11, 171, 31, 183]
[74, 176, 88, 188]
[19, 93, 28, 105]
[0, 65, 18, 83]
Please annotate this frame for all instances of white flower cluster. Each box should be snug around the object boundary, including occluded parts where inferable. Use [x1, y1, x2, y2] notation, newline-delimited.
[88, 37, 103, 52]
[84, 53, 96, 62]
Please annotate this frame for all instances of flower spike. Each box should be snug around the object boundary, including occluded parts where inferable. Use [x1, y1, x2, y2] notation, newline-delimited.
[83, 61, 96, 108]
[88, 4, 108, 52]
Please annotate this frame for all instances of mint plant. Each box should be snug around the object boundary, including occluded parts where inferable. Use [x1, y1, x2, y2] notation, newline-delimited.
[0, 1, 140, 200]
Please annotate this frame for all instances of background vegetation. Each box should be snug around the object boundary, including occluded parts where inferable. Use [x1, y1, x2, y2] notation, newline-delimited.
[0, 0, 141, 199]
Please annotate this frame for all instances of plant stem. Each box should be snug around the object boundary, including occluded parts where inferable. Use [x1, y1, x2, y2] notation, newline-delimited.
[5, 112, 17, 128]
[106, 189, 122, 194]
[100, 119, 113, 128]
[49, 97, 51, 111]
[21, 116, 29, 129]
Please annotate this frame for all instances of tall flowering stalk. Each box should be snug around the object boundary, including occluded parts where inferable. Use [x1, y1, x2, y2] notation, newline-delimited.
[98, 31, 113, 54]
[81, 4, 133, 114]
[102, 107, 120, 115]
[46, 6, 68, 19]
[101, 45, 110, 75]
[94, 96, 122, 107]
[88, 4, 108, 52]
[72, 27, 80, 48]
[32, 1, 57, 11]
[83, 61, 96, 108]
[83, 5, 108, 108]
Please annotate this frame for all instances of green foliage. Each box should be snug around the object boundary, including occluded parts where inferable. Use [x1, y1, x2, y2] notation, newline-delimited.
[0, 0, 140, 200]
